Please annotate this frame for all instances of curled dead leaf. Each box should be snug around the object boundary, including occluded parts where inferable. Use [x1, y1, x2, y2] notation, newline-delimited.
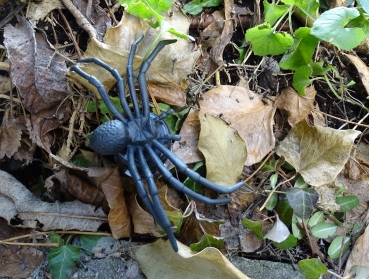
[0, 170, 107, 231]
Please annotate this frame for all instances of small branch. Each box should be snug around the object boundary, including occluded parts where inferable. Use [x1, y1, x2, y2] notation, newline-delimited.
[59, 0, 97, 39]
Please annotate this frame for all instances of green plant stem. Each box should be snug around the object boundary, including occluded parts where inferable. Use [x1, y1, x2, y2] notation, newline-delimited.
[272, 6, 293, 32]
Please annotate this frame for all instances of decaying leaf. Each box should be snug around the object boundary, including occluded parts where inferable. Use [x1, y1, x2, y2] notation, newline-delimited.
[27, 0, 64, 25]
[275, 86, 316, 126]
[69, 12, 197, 108]
[263, 218, 290, 243]
[46, 169, 105, 207]
[89, 168, 131, 238]
[0, 170, 107, 231]
[0, 115, 21, 159]
[174, 85, 275, 166]
[341, 53, 369, 96]
[198, 112, 246, 186]
[4, 16, 68, 119]
[126, 194, 163, 237]
[135, 239, 249, 279]
[276, 120, 360, 186]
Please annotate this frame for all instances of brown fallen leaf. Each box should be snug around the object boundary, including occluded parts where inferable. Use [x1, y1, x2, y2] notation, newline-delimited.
[126, 194, 163, 237]
[0, 245, 43, 279]
[90, 167, 131, 238]
[344, 224, 369, 276]
[48, 169, 105, 207]
[28, 115, 61, 153]
[135, 239, 250, 279]
[0, 113, 21, 159]
[198, 112, 246, 186]
[275, 86, 316, 126]
[276, 120, 361, 187]
[4, 16, 68, 119]
[69, 12, 197, 108]
[174, 86, 275, 166]
[341, 53, 369, 96]
[0, 170, 107, 231]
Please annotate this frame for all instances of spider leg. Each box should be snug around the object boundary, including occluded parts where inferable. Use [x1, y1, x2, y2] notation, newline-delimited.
[145, 144, 235, 205]
[127, 146, 164, 229]
[138, 39, 177, 118]
[70, 64, 128, 124]
[127, 35, 144, 118]
[137, 148, 178, 252]
[151, 139, 245, 194]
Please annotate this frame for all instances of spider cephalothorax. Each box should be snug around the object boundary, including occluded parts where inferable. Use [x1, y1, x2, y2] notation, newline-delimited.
[70, 35, 244, 252]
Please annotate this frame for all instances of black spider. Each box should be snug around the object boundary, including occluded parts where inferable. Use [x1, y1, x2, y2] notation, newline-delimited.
[70, 35, 244, 252]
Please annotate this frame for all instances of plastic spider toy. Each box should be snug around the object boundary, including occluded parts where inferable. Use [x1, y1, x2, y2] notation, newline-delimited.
[70, 35, 244, 252]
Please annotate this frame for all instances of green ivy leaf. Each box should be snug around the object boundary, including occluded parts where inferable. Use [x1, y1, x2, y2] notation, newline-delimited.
[298, 258, 328, 279]
[166, 210, 183, 235]
[307, 211, 324, 227]
[328, 236, 351, 259]
[48, 245, 80, 279]
[183, 162, 205, 193]
[182, 0, 222, 15]
[80, 235, 102, 254]
[49, 231, 64, 246]
[311, 222, 338, 239]
[266, 193, 278, 211]
[190, 234, 223, 252]
[311, 7, 365, 50]
[292, 65, 313, 96]
[264, 1, 289, 26]
[336, 195, 359, 212]
[273, 234, 297, 250]
[242, 218, 263, 240]
[275, 198, 294, 227]
[286, 188, 319, 219]
[245, 23, 294, 56]
[280, 27, 319, 70]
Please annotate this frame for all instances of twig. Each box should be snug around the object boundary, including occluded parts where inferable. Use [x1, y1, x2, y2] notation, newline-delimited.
[244, 150, 275, 183]
[59, 0, 97, 39]
[59, 9, 83, 59]
[313, 109, 369, 129]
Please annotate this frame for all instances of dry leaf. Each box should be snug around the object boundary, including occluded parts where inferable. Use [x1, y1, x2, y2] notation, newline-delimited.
[91, 168, 131, 238]
[344, 225, 369, 276]
[175, 86, 275, 166]
[341, 53, 369, 96]
[126, 194, 163, 237]
[0, 170, 107, 231]
[27, 0, 64, 25]
[172, 109, 203, 165]
[275, 86, 316, 126]
[198, 112, 246, 186]
[276, 120, 360, 187]
[49, 169, 105, 206]
[69, 12, 197, 108]
[0, 116, 21, 159]
[4, 16, 68, 119]
[135, 239, 250, 279]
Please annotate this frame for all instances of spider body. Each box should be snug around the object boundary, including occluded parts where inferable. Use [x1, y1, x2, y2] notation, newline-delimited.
[70, 35, 244, 252]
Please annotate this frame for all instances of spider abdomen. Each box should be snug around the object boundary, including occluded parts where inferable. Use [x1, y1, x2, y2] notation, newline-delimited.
[89, 120, 129, 155]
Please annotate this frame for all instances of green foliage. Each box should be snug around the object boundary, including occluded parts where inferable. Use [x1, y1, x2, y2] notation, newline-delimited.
[183, 162, 205, 193]
[307, 211, 324, 227]
[311, 7, 364, 50]
[241, 218, 263, 240]
[274, 198, 293, 227]
[85, 97, 124, 123]
[80, 235, 102, 253]
[245, 23, 294, 56]
[190, 234, 223, 252]
[328, 236, 351, 259]
[264, 0, 289, 26]
[336, 195, 359, 212]
[285, 188, 319, 219]
[182, 0, 222, 15]
[298, 258, 328, 279]
[119, 0, 192, 60]
[311, 222, 338, 239]
[272, 234, 297, 250]
[47, 232, 80, 279]
[165, 210, 183, 235]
